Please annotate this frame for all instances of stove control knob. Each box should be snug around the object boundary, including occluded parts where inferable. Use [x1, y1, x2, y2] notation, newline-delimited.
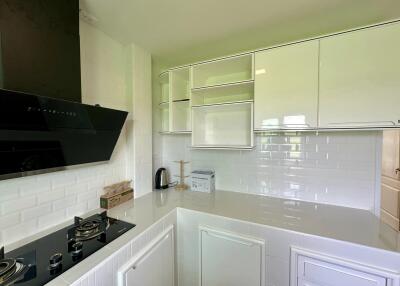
[71, 241, 83, 255]
[49, 253, 63, 269]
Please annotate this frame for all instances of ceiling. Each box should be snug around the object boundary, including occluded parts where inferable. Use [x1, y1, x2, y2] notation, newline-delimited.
[80, 0, 400, 67]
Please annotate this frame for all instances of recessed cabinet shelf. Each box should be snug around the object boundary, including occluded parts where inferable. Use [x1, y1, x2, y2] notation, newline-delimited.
[192, 102, 254, 149]
[159, 72, 170, 133]
[192, 54, 254, 88]
[170, 67, 191, 132]
[171, 67, 190, 101]
[171, 100, 191, 132]
[160, 72, 170, 103]
[192, 80, 254, 106]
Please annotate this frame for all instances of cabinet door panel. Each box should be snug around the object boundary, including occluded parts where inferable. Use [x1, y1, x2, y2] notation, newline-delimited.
[296, 254, 387, 286]
[319, 23, 400, 128]
[254, 41, 319, 130]
[122, 227, 174, 286]
[200, 227, 264, 286]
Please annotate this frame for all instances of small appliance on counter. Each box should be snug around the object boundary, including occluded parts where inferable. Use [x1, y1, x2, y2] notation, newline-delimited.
[191, 170, 215, 193]
[0, 211, 135, 286]
[155, 168, 169, 189]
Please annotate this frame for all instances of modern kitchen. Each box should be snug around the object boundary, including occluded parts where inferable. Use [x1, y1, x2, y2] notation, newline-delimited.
[1, 0, 400, 285]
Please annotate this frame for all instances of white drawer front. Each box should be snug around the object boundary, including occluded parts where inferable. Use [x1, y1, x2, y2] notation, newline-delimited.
[298, 255, 386, 286]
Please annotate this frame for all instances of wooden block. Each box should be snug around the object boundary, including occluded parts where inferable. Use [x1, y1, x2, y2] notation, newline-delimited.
[100, 188, 133, 209]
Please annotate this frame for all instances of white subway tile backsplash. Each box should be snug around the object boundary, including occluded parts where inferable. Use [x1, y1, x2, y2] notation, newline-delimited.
[1, 196, 37, 215]
[38, 209, 67, 228]
[0, 130, 128, 247]
[160, 131, 381, 210]
[67, 202, 88, 217]
[37, 188, 65, 205]
[21, 204, 52, 221]
[0, 213, 20, 229]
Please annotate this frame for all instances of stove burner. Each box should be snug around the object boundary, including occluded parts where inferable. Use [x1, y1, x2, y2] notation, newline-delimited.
[68, 212, 110, 242]
[0, 258, 28, 286]
[0, 258, 17, 282]
[75, 219, 102, 240]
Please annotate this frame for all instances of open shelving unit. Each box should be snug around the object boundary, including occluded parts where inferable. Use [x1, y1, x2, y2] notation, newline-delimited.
[170, 67, 191, 132]
[190, 53, 255, 149]
[191, 80, 254, 106]
[159, 72, 170, 133]
[159, 53, 255, 149]
[192, 102, 254, 149]
[192, 54, 254, 88]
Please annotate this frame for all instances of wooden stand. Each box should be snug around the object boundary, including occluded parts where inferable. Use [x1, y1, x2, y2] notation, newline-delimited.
[174, 160, 189, 191]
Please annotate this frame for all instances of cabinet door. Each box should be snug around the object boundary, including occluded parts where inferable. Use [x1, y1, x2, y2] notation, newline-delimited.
[200, 226, 265, 286]
[319, 23, 400, 128]
[382, 130, 400, 180]
[120, 226, 174, 286]
[254, 41, 319, 130]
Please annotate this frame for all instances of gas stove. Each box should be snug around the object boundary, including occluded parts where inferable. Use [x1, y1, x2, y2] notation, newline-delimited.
[0, 211, 135, 286]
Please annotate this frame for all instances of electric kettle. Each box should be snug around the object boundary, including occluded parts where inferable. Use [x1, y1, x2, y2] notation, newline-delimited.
[155, 168, 169, 189]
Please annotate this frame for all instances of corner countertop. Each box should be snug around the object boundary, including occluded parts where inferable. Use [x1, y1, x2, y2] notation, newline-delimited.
[109, 188, 400, 253]
[43, 188, 400, 285]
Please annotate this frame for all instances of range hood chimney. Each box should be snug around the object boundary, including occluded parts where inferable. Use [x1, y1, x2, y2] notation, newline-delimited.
[0, 1, 128, 180]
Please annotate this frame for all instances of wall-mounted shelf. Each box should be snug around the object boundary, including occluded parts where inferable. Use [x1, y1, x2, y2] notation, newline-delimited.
[191, 54, 254, 89]
[192, 101, 254, 149]
[171, 100, 191, 132]
[170, 67, 191, 132]
[191, 80, 254, 106]
[160, 72, 170, 103]
[159, 72, 170, 132]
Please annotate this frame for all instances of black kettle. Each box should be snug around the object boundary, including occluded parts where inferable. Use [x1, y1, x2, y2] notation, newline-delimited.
[155, 168, 169, 189]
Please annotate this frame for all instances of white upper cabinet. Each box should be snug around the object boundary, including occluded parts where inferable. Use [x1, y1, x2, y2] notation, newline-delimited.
[319, 23, 400, 128]
[254, 41, 319, 130]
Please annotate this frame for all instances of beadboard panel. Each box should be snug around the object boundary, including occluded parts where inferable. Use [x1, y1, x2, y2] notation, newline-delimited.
[160, 131, 381, 211]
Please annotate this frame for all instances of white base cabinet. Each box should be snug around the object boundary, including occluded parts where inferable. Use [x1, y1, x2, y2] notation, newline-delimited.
[118, 225, 175, 286]
[199, 226, 265, 286]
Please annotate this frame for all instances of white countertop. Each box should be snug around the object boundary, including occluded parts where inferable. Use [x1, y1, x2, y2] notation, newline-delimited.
[109, 188, 400, 253]
[39, 188, 400, 285]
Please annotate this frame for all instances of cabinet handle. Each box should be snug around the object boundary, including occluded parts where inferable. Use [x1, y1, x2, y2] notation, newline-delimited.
[396, 168, 400, 174]
[327, 121, 396, 127]
[203, 230, 255, 247]
[260, 124, 312, 129]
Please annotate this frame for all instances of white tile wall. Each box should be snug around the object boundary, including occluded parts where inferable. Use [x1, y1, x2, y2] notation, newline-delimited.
[0, 133, 127, 246]
[160, 131, 382, 211]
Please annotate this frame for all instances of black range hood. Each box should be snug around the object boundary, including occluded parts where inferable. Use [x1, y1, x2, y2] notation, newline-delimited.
[0, 0, 128, 180]
[0, 89, 128, 180]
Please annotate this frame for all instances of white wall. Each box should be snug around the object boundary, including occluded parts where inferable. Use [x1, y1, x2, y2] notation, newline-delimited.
[80, 21, 130, 112]
[0, 21, 152, 247]
[158, 132, 382, 212]
[127, 45, 153, 197]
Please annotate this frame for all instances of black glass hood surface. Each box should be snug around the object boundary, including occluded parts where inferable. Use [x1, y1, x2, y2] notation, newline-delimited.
[0, 89, 128, 180]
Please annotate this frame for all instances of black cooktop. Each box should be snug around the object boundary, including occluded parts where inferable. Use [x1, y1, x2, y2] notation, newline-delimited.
[0, 211, 135, 286]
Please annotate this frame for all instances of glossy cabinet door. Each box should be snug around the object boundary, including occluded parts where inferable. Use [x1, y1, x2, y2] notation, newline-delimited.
[122, 226, 174, 286]
[319, 23, 400, 128]
[254, 41, 319, 130]
[200, 226, 265, 286]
